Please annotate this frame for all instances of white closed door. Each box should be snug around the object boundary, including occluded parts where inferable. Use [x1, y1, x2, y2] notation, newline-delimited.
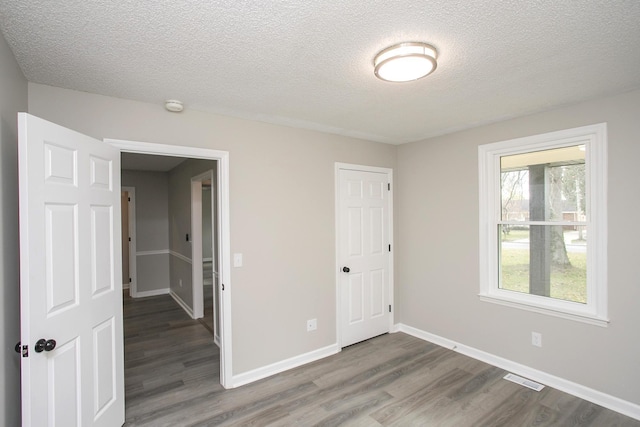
[338, 168, 391, 347]
[18, 113, 124, 426]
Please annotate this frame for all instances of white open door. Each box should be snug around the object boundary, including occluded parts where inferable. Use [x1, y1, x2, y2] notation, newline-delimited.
[337, 166, 392, 347]
[18, 113, 125, 426]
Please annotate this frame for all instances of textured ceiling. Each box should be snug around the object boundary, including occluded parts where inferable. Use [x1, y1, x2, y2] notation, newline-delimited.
[1, 1, 639, 144]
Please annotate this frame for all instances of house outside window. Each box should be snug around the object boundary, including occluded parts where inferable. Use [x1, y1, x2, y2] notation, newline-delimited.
[478, 123, 608, 326]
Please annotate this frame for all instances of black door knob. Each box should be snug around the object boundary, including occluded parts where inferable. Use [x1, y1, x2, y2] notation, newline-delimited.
[15, 342, 21, 353]
[35, 339, 57, 353]
[342, 266, 350, 273]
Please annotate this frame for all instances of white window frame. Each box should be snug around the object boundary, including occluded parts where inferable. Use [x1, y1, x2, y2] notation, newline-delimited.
[478, 123, 608, 326]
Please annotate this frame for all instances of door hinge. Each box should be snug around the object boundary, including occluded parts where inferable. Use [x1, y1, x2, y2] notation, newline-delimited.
[388, 244, 391, 252]
[22, 345, 29, 358]
[129, 277, 132, 283]
[128, 237, 131, 242]
[128, 197, 131, 202]
[389, 305, 392, 313]
[388, 183, 391, 191]
[222, 283, 225, 291]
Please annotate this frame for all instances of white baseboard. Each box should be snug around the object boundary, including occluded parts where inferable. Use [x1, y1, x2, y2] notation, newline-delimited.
[132, 288, 169, 298]
[395, 323, 640, 421]
[230, 343, 341, 388]
[169, 290, 195, 319]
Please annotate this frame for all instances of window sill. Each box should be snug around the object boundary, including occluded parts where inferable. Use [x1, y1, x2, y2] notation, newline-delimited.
[478, 294, 609, 327]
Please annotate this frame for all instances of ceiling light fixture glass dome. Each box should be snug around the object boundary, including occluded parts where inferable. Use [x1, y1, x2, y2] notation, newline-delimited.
[374, 42, 438, 82]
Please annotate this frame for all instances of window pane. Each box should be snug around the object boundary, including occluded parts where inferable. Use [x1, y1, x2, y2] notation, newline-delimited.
[500, 145, 586, 222]
[499, 225, 587, 304]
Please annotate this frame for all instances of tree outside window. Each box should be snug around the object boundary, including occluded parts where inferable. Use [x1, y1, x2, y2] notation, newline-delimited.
[479, 123, 607, 325]
[499, 148, 586, 303]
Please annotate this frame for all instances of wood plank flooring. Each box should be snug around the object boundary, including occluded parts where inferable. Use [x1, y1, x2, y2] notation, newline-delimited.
[123, 294, 640, 426]
[200, 284, 215, 337]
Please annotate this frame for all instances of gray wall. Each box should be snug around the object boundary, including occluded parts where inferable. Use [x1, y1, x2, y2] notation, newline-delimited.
[27, 83, 398, 374]
[121, 170, 170, 251]
[0, 30, 27, 427]
[168, 159, 217, 309]
[121, 170, 171, 292]
[396, 89, 640, 406]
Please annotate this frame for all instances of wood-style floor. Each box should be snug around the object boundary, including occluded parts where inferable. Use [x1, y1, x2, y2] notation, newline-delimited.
[123, 294, 640, 426]
[199, 284, 215, 336]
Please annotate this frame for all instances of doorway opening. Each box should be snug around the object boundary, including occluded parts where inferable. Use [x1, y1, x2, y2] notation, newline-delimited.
[109, 138, 232, 388]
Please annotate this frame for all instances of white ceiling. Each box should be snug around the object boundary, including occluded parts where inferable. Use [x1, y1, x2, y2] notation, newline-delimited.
[2, 1, 639, 144]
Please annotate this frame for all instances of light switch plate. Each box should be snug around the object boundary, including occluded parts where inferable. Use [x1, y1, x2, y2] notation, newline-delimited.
[531, 332, 542, 347]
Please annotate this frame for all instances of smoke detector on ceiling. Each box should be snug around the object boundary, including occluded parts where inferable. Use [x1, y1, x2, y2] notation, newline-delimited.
[165, 100, 184, 112]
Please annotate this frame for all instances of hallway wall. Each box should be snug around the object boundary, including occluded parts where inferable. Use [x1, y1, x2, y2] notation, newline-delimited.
[121, 170, 171, 294]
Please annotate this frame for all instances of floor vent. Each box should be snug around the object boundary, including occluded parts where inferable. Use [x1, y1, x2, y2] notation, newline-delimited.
[503, 373, 545, 391]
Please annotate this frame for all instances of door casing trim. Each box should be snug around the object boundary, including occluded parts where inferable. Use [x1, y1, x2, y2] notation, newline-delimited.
[121, 186, 136, 296]
[107, 138, 233, 388]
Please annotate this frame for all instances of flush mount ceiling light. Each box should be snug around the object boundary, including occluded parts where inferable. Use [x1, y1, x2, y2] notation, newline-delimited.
[374, 42, 438, 82]
[165, 99, 184, 112]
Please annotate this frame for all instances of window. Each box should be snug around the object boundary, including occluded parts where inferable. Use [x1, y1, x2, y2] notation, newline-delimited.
[478, 124, 608, 325]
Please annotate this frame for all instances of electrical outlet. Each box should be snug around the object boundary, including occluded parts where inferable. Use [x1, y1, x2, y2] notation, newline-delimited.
[531, 332, 542, 347]
[233, 253, 243, 267]
[307, 319, 317, 332]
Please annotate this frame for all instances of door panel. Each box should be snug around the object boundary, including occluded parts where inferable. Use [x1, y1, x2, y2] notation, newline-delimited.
[19, 113, 124, 426]
[339, 168, 391, 347]
[93, 317, 116, 417]
[347, 207, 362, 256]
[91, 206, 114, 296]
[348, 273, 364, 323]
[45, 204, 79, 314]
[370, 207, 384, 254]
[44, 142, 77, 185]
[370, 269, 385, 318]
[50, 338, 81, 426]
